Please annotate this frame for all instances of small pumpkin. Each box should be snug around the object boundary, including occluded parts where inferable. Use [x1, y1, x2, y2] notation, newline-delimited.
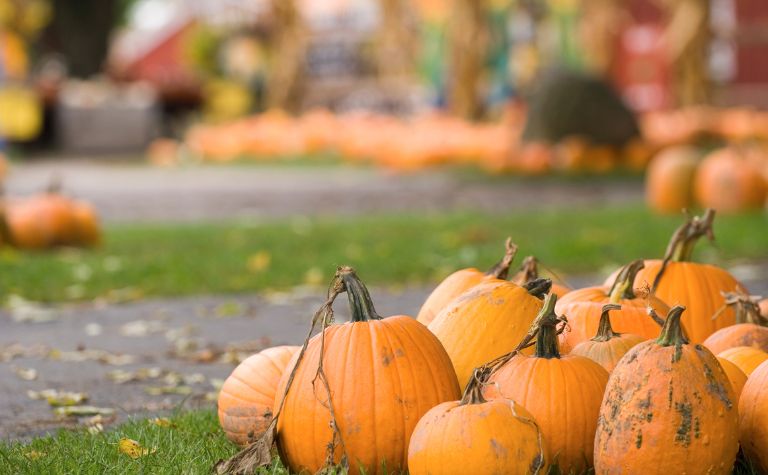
[645, 145, 699, 214]
[407, 368, 548, 475]
[703, 292, 768, 354]
[275, 267, 460, 475]
[569, 303, 646, 372]
[739, 360, 768, 473]
[556, 260, 669, 353]
[417, 238, 517, 326]
[594, 306, 740, 474]
[71, 200, 101, 247]
[717, 346, 768, 376]
[484, 294, 609, 474]
[694, 146, 766, 213]
[429, 277, 551, 390]
[511, 255, 571, 299]
[606, 210, 748, 343]
[217, 345, 300, 446]
[716, 356, 747, 401]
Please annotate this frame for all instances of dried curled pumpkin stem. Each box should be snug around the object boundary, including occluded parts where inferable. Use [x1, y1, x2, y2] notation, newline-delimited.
[608, 259, 645, 303]
[459, 367, 490, 406]
[485, 237, 518, 280]
[592, 304, 623, 342]
[514, 256, 539, 284]
[523, 278, 553, 300]
[712, 291, 768, 326]
[656, 306, 688, 347]
[653, 209, 715, 291]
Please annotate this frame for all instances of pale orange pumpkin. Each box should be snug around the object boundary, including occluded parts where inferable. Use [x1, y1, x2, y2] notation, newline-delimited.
[644, 145, 699, 214]
[218, 345, 300, 446]
[717, 356, 747, 401]
[569, 303, 647, 372]
[718, 346, 768, 376]
[694, 147, 766, 213]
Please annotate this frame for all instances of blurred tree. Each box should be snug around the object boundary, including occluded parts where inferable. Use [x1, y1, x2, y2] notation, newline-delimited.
[447, 0, 491, 119]
[375, 0, 418, 82]
[265, 0, 305, 112]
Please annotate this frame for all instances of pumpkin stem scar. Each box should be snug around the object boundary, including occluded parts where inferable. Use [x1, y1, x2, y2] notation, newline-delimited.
[656, 306, 689, 360]
[592, 304, 623, 342]
[653, 208, 715, 291]
[523, 278, 553, 300]
[486, 237, 518, 280]
[608, 259, 645, 302]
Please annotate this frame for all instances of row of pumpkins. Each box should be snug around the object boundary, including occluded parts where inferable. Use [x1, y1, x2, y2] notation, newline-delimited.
[646, 143, 768, 215]
[215, 209, 768, 474]
[177, 106, 768, 176]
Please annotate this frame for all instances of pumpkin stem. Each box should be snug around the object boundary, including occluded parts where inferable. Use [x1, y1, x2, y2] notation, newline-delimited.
[337, 267, 381, 322]
[533, 293, 561, 359]
[653, 209, 715, 291]
[513, 256, 539, 284]
[592, 304, 622, 342]
[714, 291, 768, 326]
[655, 305, 688, 347]
[523, 278, 552, 300]
[459, 367, 490, 405]
[485, 237, 518, 280]
[608, 260, 645, 302]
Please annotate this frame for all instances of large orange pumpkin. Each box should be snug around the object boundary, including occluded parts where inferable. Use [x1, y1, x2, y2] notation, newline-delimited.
[594, 306, 739, 474]
[275, 267, 460, 475]
[717, 356, 747, 401]
[694, 147, 766, 213]
[484, 294, 609, 474]
[556, 260, 669, 353]
[645, 145, 699, 214]
[569, 303, 646, 372]
[511, 255, 571, 299]
[428, 278, 550, 390]
[739, 360, 768, 472]
[608, 210, 748, 343]
[416, 238, 517, 326]
[717, 346, 768, 377]
[703, 293, 768, 354]
[407, 369, 547, 475]
[218, 345, 300, 446]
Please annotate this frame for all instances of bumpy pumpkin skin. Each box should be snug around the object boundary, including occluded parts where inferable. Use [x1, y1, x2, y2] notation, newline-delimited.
[217, 345, 299, 447]
[416, 268, 487, 326]
[275, 317, 460, 475]
[739, 360, 768, 472]
[594, 310, 739, 475]
[716, 357, 747, 401]
[429, 280, 544, 390]
[408, 398, 547, 475]
[704, 323, 768, 354]
[717, 346, 768, 376]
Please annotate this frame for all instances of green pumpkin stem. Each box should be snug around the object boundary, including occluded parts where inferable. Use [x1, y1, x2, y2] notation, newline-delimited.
[523, 278, 552, 300]
[486, 237, 518, 280]
[655, 306, 688, 347]
[608, 260, 645, 302]
[653, 209, 715, 291]
[338, 267, 381, 322]
[592, 304, 622, 342]
[534, 293, 561, 359]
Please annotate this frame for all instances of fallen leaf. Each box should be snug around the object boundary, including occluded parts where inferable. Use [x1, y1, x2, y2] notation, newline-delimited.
[6, 295, 57, 323]
[148, 417, 174, 428]
[87, 423, 104, 434]
[54, 406, 115, 417]
[28, 389, 88, 406]
[106, 367, 163, 384]
[50, 348, 136, 366]
[84, 323, 103, 336]
[23, 450, 46, 460]
[214, 301, 245, 318]
[0, 343, 50, 362]
[13, 366, 38, 381]
[118, 438, 156, 459]
[120, 319, 166, 337]
[145, 385, 193, 396]
[246, 251, 271, 273]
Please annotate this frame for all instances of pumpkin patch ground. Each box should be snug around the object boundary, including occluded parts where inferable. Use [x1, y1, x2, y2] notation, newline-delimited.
[1, 163, 768, 474]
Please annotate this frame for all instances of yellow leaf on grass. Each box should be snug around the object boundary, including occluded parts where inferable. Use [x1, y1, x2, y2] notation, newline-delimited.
[118, 438, 156, 459]
[149, 417, 174, 428]
[23, 450, 46, 460]
[247, 251, 271, 273]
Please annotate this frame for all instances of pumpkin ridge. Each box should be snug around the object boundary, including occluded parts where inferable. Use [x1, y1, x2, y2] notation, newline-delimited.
[378, 319, 409, 463]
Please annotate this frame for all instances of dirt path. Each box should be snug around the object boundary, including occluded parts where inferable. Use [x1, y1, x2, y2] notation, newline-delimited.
[4, 159, 644, 222]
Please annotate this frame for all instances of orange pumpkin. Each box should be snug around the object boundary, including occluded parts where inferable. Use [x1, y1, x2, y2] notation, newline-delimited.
[703, 293, 768, 354]
[275, 267, 460, 475]
[594, 306, 739, 474]
[417, 238, 517, 326]
[609, 210, 748, 343]
[739, 360, 768, 473]
[484, 294, 609, 474]
[218, 345, 300, 446]
[556, 260, 669, 353]
[511, 255, 571, 299]
[761, 299, 768, 319]
[644, 145, 699, 214]
[717, 346, 768, 376]
[428, 278, 550, 391]
[71, 200, 101, 247]
[407, 369, 547, 475]
[717, 356, 747, 401]
[569, 303, 646, 372]
[694, 147, 766, 213]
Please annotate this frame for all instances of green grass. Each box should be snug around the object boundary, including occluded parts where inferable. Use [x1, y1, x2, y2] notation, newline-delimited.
[2, 205, 767, 302]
